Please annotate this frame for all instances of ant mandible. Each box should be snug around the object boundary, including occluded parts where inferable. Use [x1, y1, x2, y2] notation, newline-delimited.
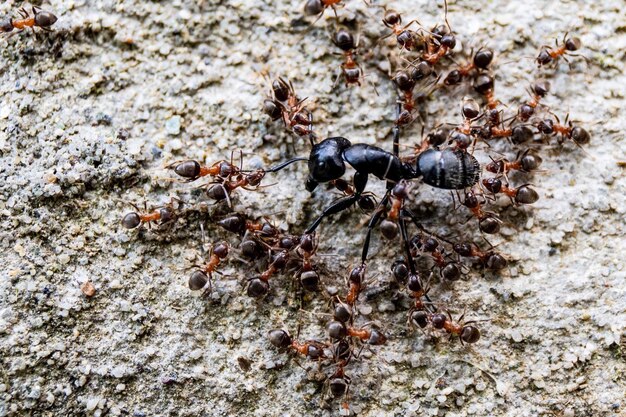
[0, 6, 57, 35]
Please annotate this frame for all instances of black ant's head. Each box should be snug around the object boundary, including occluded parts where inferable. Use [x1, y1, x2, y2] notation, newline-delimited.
[34, 11, 57, 28]
[307, 137, 351, 184]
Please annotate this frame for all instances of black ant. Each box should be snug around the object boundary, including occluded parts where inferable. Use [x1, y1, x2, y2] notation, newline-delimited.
[380, 8, 423, 51]
[121, 199, 179, 230]
[333, 29, 363, 87]
[537, 34, 582, 67]
[444, 48, 494, 86]
[0, 6, 57, 35]
[188, 242, 230, 292]
[482, 177, 540, 205]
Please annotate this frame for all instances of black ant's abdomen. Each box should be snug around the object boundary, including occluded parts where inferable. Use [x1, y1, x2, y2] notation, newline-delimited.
[343, 144, 404, 182]
[416, 149, 480, 189]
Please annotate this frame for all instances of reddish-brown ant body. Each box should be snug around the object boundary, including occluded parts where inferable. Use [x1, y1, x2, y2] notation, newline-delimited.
[444, 48, 494, 86]
[263, 77, 314, 139]
[0, 6, 57, 35]
[486, 151, 543, 176]
[453, 241, 507, 271]
[380, 9, 423, 51]
[333, 29, 363, 87]
[304, 0, 343, 19]
[188, 242, 230, 292]
[518, 81, 550, 122]
[345, 264, 365, 306]
[121, 199, 179, 230]
[392, 60, 433, 125]
[327, 321, 387, 345]
[459, 189, 502, 235]
[410, 311, 480, 344]
[269, 329, 327, 360]
[535, 115, 591, 146]
[482, 177, 540, 205]
[536, 34, 582, 67]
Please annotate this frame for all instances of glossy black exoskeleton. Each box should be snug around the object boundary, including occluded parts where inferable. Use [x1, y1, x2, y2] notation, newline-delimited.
[305, 137, 479, 192]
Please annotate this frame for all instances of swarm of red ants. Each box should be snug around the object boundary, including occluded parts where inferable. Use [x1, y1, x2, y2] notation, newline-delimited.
[2, 1, 591, 413]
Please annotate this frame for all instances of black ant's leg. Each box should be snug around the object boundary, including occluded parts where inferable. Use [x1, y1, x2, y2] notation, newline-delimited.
[305, 195, 360, 235]
[305, 171, 368, 235]
[392, 100, 402, 157]
[360, 193, 390, 263]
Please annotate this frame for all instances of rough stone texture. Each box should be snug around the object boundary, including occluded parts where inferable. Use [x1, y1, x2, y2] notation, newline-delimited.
[0, 0, 625, 416]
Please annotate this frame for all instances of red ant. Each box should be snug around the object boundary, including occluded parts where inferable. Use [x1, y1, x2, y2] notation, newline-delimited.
[535, 114, 591, 146]
[410, 310, 480, 344]
[444, 48, 494, 86]
[121, 198, 180, 230]
[537, 34, 582, 67]
[297, 233, 320, 291]
[167, 159, 238, 182]
[421, 1, 456, 65]
[345, 264, 365, 306]
[518, 81, 550, 122]
[453, 241, 507, 271]
[459, 188, 501, 235]
[482, 177, 540, 205]
[246, 249, 290, 298]
[188, 242, 229, 292]
[473, 74, 500, 109]
[379, 181, 410, 240]
[380, 8, 423, 51]
[333, 29, 363, 87]
[485, 150, 543, 176]
[263, 77, 314, 140]
[392, 60, 434, 125]
[409, 234, 462, 281]
[327, 320, 387, 345]
[0, 6, 57, 35]
[268, 329, 327, 360]
[447, 97, 481, 150]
